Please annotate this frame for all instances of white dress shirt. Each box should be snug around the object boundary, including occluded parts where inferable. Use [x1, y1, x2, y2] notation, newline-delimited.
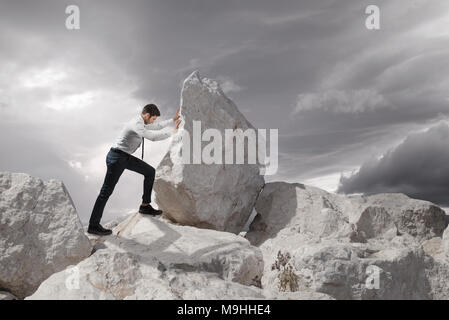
[112, 115, 173, 155]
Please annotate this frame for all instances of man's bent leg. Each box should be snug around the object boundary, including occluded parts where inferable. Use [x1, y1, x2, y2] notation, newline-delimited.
[126, 155, 156, 204]
[89, 152, 127, 226]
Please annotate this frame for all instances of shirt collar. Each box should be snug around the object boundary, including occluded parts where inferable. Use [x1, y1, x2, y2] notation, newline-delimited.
[137, 115, 146, 126]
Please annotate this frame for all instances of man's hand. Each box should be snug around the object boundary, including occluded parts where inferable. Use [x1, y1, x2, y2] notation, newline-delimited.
[174, 119, 182, 132]
[173, 107, 181, 121]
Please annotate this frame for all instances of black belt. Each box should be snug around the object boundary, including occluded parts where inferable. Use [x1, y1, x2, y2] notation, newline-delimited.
[110, 147, 130, 156]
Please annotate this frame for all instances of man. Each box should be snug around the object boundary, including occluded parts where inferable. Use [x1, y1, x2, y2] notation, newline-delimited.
[88, 103, 181, 236]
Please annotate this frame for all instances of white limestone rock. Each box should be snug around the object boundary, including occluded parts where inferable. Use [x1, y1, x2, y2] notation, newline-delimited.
[246, 182, 355, 246]
[113, 213, 264, 287]
[0, 172, 92, 298]
[349, 193, 446, 243]
[247, 182, 446, 247]
[154, 71, 265, 234]
[263, 289, 334, 300]
[246, 181, 449, 300]
[28, 251, 265, 300]
[293, 242, 427, 299]
[28, 213, 265, 299]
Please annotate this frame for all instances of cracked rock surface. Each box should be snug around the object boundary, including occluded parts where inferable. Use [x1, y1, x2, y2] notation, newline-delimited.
[246, 181, 449, 300]
[0, 172, 92, 299]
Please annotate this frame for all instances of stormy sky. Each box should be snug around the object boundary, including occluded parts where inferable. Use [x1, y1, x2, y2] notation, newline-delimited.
[1, 0, 449, 223]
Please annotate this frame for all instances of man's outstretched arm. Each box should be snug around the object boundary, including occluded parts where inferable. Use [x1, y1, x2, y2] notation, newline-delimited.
[138, 118, 182, 141]
[144, 118, 173, 130]
[141, 129, 172, 141]
[144, 107, 181, 130]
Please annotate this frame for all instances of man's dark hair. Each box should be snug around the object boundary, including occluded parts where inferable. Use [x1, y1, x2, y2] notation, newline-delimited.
[142, 104, 161, 116]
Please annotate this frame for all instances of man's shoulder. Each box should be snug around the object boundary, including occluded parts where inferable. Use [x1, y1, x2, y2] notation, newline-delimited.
[118, 116, 143, 134]
[127, 115, 144, 126]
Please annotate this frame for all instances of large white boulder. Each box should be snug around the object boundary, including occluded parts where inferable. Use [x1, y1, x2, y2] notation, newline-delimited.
[246, 182, 355, 246]
[28, 213, 266, 299]
[247, 182, 445, 246]
[154, 71, 265, 234]
[349, 193, 446, 243]
[246, 181, 449, 299]
[283, 242, 432, 300]
[0, 172, 92, 299]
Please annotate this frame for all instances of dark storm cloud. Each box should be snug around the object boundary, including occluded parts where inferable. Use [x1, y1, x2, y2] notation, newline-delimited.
[338, 122, 449, 206]
[1, 0, 449, 220]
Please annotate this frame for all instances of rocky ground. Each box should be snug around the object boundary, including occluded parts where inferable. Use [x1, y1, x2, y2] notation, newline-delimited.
[245, 182, 449, 299]
[2, 71, 449, 300]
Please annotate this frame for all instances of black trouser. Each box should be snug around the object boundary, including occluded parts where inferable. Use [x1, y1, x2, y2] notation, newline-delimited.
[89, 148, 156, 226]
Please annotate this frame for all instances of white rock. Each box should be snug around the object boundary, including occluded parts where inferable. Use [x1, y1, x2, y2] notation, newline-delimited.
[0, 291, 17, 300]
[248, 182, 446, 246]
[0, 172, 92, 298]
[423, 254, 449, 300]
[28, 213, 265, 299]
[246, 181, 449, 299]
[422, 237, 444, 258]
[443, 227, 449, 259]
[263, 289, 334, 300]
[154, 71, 264, 234]
[114, 213, 264, 286]
[246, 182, 355, 246]
[103, 213, 130, 230]
[289, 242, 432, 300]
[350, 193, 446, 242]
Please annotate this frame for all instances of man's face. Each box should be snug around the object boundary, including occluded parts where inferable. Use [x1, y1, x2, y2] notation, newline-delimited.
[148, 115, 158, 124]
[142, 113, 158, 124]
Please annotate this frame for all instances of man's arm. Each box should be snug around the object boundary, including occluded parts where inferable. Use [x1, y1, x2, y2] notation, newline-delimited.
[141, 129, 172, 141]
[144, 118, 174, 130]
[137, 119, 181, 142]
[144, 107, 181, 130]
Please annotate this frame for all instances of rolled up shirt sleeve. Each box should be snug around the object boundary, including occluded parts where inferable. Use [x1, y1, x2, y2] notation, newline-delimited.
[144, 118, 173, 130]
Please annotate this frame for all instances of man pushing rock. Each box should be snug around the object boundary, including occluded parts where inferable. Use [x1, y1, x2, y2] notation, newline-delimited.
[88, 104, 181, 235]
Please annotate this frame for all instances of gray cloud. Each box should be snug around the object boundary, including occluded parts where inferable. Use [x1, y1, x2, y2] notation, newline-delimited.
[338, 122, 449, 206]
[294, 89, 389, 114]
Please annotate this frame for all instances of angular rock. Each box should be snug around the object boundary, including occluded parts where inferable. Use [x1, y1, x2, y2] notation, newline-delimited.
[28, 213, 265, 299]
[28, 251, 265, 300]
[246, 181, 449, 300]
[246, 182, 355, 246]
[290, 242, 433, 299]
[154, 71, 265, 234]
[0, 172, 92, 298]
[350, 193, 446, 243]
[114, 213, 264, 287]
[0, 291, 17, 300]
[247, 182, 446, 247]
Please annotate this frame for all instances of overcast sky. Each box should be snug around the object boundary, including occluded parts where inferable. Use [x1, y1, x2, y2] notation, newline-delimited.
[1, 0, 449, 224]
